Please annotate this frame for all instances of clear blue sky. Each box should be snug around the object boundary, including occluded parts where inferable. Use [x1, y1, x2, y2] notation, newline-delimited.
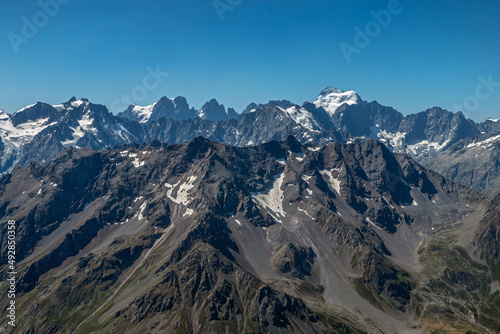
[0, 0, 499, 121]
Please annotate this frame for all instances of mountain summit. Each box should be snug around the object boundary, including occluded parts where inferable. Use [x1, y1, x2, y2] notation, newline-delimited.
[313, 87, 361, 116]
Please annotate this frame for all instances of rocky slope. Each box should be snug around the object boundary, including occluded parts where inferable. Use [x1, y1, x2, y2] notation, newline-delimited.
[424, 133, 500, 196]
[0, 137, 498, 333]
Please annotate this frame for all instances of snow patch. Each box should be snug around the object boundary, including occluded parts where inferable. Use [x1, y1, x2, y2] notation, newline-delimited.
[366, 217, 382, 230]
[0, 117, 57, 148]
[298, 207, 314, 220]
[166, 175, 198, 205]
[183, 208, 194, 217]
[281, 106, 321, 132]
[376, 130, 407, 151]
[252, 172, 286, 222]
[466, 134, 500, 148]
[132, 158, 145, 168]
[133, 201, 147, 221]
[129, 102, 157, 123]
[320, 169, 342, 195]
[407, 139, 450, 156]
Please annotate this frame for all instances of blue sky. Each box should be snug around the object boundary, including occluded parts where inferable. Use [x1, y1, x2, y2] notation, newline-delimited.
[0, 0, 499, 121]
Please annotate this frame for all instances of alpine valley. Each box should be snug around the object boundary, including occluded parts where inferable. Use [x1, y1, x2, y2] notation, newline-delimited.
[0, 88, 499, 333]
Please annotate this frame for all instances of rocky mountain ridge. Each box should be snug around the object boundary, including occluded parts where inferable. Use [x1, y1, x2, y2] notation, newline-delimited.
[1, 87, 499, 194]
[0, 137, 498, 333]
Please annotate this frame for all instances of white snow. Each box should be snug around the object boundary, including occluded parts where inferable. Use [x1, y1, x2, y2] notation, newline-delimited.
[71, 100, 85, 108]
[133, 201, 147, 221]
[366, 217, 382, 230]
[382, 196, 395, 209]
[234, 219, 242, 226]
[0, 116, 57, 148]
[320, 169, 342, 195]
[307, 146, 321, 152]
[252, 172, 286, 222]
[466, 134, 500, 148]
[313, 87, 359, 116]
[132, 158, 145, 168]
[483, 117, 500, 122]
[60, 112, 98, 147]
[281, 106, 321, 132]
[14, 103, 36, 114]
[52, 104, 65, 111]
[129, 102, 157, 123]
[376, 130, 407, 151]
[78, 113, 97, 133]
[166, 175, 198, 205]
[407, 139, 450, 156]
[183, 208, 194, 217]
[298, 207, 314, 220]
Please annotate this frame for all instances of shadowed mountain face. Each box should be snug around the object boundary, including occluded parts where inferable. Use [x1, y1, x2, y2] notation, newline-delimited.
[0, 137, 498, 333]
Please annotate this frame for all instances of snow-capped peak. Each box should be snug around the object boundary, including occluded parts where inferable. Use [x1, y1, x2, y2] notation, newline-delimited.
[130, 102, 158, 123]
[483, 117, 500, 123]
[314, 87, 359, 116]
[14, 103, 37, 115]
[71, 100, 84, 108]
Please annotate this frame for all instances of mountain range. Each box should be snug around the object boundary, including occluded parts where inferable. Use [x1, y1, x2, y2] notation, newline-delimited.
[1, 87, 499, 196]
[0, 87, 500, 333]
[0, 136, 498, 333]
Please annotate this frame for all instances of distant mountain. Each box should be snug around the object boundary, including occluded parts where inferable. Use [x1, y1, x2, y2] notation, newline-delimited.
[197, 98, 238, 122]
[314, 87, 361, 116]
[2, 137, 498, 333]
[118, 95, 199, 123]
[1, 87, 499, 193]
[479, 117, 500, 134]
[0, 96, 346, 174]
[424, 133, 500, 196]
